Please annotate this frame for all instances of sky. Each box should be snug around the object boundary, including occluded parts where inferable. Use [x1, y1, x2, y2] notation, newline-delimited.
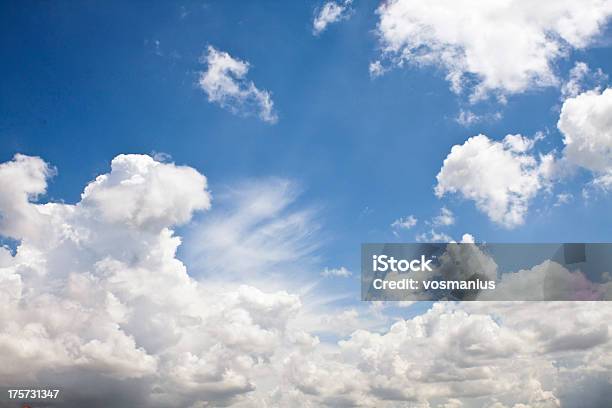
[1, 1, 612, 407]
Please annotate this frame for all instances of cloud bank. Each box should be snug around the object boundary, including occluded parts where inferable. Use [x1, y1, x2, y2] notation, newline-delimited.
[0, 154, 611, 407]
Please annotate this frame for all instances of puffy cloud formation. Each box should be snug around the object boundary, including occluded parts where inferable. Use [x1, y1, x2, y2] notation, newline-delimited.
[375, 0, 612, 99]
[312, 0, 352, 35]
[81, 154, 210, 229]
[460, 233, 475, 243]
[0, 154, 54, 238]
[438, 87, 612, 226]
[283, 301, 612, 407]
[0, 154, 302, 406]
[478, 259, 612, 301]
[435, 134, 555, 228]
[198, 46, 278, 123]
[558, 88, 612, 189]
[1, 154, 611, 407]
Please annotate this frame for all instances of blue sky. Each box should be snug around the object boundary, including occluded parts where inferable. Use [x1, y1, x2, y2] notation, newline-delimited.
[2, 1, 612, 281]
[0, 2, 612, 255]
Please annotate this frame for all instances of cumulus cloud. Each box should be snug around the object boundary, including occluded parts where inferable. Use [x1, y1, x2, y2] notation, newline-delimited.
[435, 134, 555, 228]
[316, 309, 362, 336]
[460, 233, 475, 243]
[0, 154, 305, 406]
[198, 46, 277, 123]
[375, 0, 612, 99]
[312, 0, 353, 36]
[284, 301, 612, 407]
[441, 87, 612, 223]
[558, 87, 612, 190]
[0, 154, 54, 238]
[81, 154, 210, 229]
[477, 259, 611, 301]
[2, 154, 611, 407]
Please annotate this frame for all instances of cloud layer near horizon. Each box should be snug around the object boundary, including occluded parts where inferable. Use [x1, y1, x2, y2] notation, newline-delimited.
[0, 154, 611, 407]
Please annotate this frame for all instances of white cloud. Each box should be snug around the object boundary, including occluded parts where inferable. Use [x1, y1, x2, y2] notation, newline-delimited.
[416, 229, 452, 243]
[441, 399, 465, 408]
[460, 233, 475, 243]
[198, 46, 278, 123]
[561, 61, 608, 99]
[0, 154, 308, 406]
[375, 0, 612, 99]
[285, 301, 612, 407]
[476, 259, 610, 301]
[313, 0, 353, 36]
[369, 60, 387, 78]
[317, 309, 361, 336]
[558, 87, 612, 190]
[81, 154, 211, 229]
[554, 192, 573, 207]
[2, 154, 612, 407]
[183, 178, 320, 280]
[432, 206, 455, 227]
[391, 214, 417, 230]
[435, 134, 554, 228]
[592, 173, 612, 191]
[456, 109, 480, 126]
[320, 266, 351, 278]
[456, 109, 503, 127]
[0, 154, 54, 238]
